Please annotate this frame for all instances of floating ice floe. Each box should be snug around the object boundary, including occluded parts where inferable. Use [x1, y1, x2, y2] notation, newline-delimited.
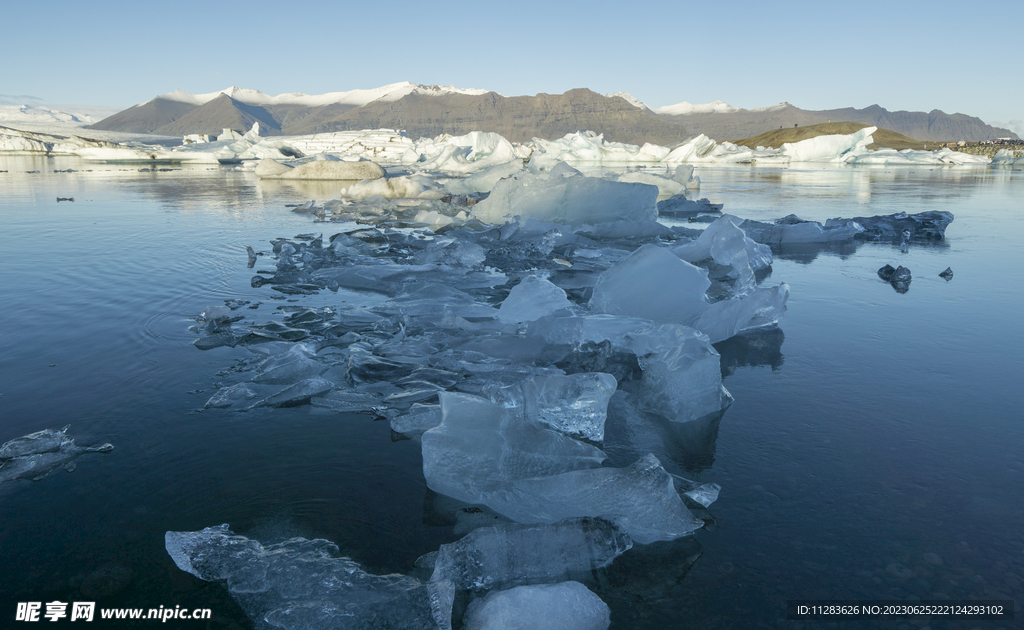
[165, 525, 453, 630]
[738, 211, 953, 245]
[339, 174, 446, 199]
[0, 425, 113, 484]
[255, 155, 385, 180]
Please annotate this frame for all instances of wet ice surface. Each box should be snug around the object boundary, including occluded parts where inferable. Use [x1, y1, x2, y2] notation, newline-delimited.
[2, 158, 1023, 629]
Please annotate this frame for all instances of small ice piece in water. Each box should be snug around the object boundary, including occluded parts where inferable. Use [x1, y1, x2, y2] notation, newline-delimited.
[939, 267, 953, 280]
[463, 581, 610, 630]
[877, 264, 911, 283]
[521, 373, 617, 441]
[1, 425, 113, 485]
[164, 525, 452, 630]
[0, 424, 71, 458]
[900, 229, 911, 253]
[428, 517, 631, 592]
[246, 245, 257, 268]
[498, 276, 572, 325]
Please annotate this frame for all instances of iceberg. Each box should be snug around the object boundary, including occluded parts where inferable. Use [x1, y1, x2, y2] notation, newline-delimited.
[165, 525, 452, 630]
[412, 131, 520, 173]
[528, 131, 671, 168]
[463, 582, 610, 630]
[255, 157, 384, 181]
[471, 167, 658, 226]
[778, 127, 875, 162]
[426, 518, 631, 592]
[339, 174, 445, 200]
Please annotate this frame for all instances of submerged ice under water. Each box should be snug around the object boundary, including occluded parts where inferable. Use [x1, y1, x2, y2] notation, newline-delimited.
[1, 157, 1022, 630]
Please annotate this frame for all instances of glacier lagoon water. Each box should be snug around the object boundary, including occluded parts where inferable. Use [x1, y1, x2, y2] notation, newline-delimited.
[1, 156, 1022, 629]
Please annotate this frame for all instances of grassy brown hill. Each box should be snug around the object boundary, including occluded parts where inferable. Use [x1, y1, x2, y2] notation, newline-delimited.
[731, 122, 941, 151]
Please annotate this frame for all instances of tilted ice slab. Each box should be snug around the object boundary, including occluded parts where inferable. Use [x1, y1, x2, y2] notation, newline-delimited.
[627, 324, 734, 422]
[422, 392, 606, 504]
[471, 166, 658, 226]
[589, 244, 788, 343]
[421, 394, 702, 543]
[425, 518, 631, 592]
[463, 582, 610, 630]
[0, 425, 113, 484]
[165, 525, 452, 630]
[488, 372, 618, 441]
[496, 453, 705, 544]
[673, 215, 773, 296]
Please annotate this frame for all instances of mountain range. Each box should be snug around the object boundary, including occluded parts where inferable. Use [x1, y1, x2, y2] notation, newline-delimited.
[89, 82, 1018, 144]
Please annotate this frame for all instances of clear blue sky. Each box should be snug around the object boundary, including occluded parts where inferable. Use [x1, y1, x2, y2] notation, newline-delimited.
[4, 0, 1022, 133]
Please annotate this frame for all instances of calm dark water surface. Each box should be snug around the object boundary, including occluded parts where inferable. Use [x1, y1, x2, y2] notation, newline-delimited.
[1, 157, 1021, 629]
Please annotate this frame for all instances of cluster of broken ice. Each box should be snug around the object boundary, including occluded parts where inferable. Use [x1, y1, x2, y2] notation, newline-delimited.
[0, 425, 113, 485]
[169, 164, 833, 628]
